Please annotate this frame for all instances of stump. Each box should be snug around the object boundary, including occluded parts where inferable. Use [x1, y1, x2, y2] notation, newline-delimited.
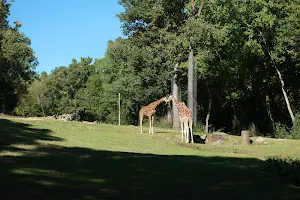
[241, 130, 250, 145]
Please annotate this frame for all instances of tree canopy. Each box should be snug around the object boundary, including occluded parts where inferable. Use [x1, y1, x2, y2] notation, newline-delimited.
[9, 0, 300, 139]
[0, 0, 37, 113]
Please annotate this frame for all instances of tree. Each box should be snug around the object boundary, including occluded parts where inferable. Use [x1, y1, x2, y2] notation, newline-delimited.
[0, 0, 37, 113]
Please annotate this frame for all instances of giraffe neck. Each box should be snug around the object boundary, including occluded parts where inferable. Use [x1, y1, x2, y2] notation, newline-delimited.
[150, 97, 165, 109]
[173, 99, 183, 108]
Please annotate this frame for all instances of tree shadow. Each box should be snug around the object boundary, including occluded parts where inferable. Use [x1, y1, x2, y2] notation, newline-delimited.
[1, 118, 299, 200]
[0, 118, 62, 151]
[1, 145, 300, 200]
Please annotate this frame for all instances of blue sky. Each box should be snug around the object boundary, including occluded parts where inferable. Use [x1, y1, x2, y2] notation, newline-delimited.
[8, 0, 124, 74]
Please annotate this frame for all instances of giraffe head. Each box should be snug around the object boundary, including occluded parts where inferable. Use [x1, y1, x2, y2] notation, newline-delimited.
[163, 94, 170, 104]
[168, 94, 177, 102]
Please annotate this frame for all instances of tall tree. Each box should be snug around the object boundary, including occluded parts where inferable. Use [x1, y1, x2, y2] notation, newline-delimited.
[0, 0, 37, 113]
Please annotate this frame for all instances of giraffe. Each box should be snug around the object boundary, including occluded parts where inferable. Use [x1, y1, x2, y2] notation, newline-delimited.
[139, 95, 170, 134]
[168, 95, 193, 143]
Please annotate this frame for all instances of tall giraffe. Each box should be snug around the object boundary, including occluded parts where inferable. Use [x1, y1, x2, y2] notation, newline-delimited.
[139, 95, 169, 134]
[168, 95, 193, 143]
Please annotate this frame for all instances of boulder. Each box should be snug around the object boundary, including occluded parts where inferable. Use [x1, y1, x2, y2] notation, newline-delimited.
[213, 139, 223, 145]
[205, 134, 225, 144]
[256, 137, 268, 144]
[57, 113, 75, 121]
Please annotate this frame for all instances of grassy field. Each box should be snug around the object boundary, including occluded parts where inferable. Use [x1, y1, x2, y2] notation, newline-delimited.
[1, 116, 300, 200]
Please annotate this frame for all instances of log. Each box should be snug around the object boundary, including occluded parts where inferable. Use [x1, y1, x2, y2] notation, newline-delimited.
[241, 130, 250, 145]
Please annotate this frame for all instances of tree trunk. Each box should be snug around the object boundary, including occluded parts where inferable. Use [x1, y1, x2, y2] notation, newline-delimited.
[265, 94, 275, 133]
[167, 102, 172, 123]
[260, 31, 295, 125]
[188, 47, 194, 120]
[197, 1, 205, 17]
[241, 130, 250, 145]
[172, 63, 180, 130]
[193, 57, 197, 128]
[231, 99, 239, 134]
[275, 66, 295, 124]
[205, 91, 212, 133]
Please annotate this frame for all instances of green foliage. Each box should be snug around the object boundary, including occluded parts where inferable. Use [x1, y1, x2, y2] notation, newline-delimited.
[14, 79, 46, 117]
[152, 116, 172, 129]
[264, 157, 300, 187]
[0, 0, 37, 113]
[273, 114, 300, 139]
[289, 114, 300, 139]
[12, 0, 300, 135]
[274, 122, 289, 139]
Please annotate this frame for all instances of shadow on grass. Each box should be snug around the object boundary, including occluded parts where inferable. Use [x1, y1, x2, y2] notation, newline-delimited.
[0, 118, 62, 151]
[0, 119, 299, 200]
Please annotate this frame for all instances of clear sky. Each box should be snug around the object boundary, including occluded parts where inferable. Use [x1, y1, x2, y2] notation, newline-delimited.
[8, 0, 124, 74]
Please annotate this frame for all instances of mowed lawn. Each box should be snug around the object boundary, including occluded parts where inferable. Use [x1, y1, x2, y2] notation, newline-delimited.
[1, 116, 300, 200]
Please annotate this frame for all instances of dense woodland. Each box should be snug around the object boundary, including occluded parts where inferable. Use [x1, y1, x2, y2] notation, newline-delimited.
[1, 0, 300, 138]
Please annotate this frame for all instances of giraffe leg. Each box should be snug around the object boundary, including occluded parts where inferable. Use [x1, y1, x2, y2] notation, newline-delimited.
[183, 123, 186, 143]
[149, 116, 152, 134]
[185, 121, 189, 143]
[189, 120, 194, 143]
[151, 115, 155, 134]
[140, 114, 143, 134]
[180, 121, 184, 142]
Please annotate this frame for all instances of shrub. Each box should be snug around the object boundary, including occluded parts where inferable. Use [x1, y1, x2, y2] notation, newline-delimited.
[264, 157, 300, 187]
[153, 116, 172, 129]
[274, 122, 289, 139]
[195, 123, 206, 133]
[289, 114, 300, 139]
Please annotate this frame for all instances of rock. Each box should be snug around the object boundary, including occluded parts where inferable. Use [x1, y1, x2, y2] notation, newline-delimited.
[213, 132, 227, 135]
[57, 113, 75, 121]
[256, 137, 265, 143]
[205, 134, 225, 144]
[214, 139, 223, 145]
[254, 137, 268, 145]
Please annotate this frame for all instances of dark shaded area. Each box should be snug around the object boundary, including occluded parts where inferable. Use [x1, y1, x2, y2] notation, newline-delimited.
[1, 118, 300, 200]
[0, 118, 62, 151]
[264, 157, 300, 187]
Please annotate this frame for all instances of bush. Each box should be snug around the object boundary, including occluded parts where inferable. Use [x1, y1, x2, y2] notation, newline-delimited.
[289, 114, 300, 139]
[264, 157, 300, 187]
[153, 116, 172, 129]
[195, 123, 206, 133]
[274, 122, 289, 139]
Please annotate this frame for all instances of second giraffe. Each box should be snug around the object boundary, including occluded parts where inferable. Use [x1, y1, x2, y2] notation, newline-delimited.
[168, 95, 194, 143]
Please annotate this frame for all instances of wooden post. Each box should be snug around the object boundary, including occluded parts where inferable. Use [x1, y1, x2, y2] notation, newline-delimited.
[241, 130, 250, 145]
[118, 93, 121, 126]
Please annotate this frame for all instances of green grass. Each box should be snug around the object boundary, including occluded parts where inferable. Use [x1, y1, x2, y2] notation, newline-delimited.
[1, 116, 300, 200]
